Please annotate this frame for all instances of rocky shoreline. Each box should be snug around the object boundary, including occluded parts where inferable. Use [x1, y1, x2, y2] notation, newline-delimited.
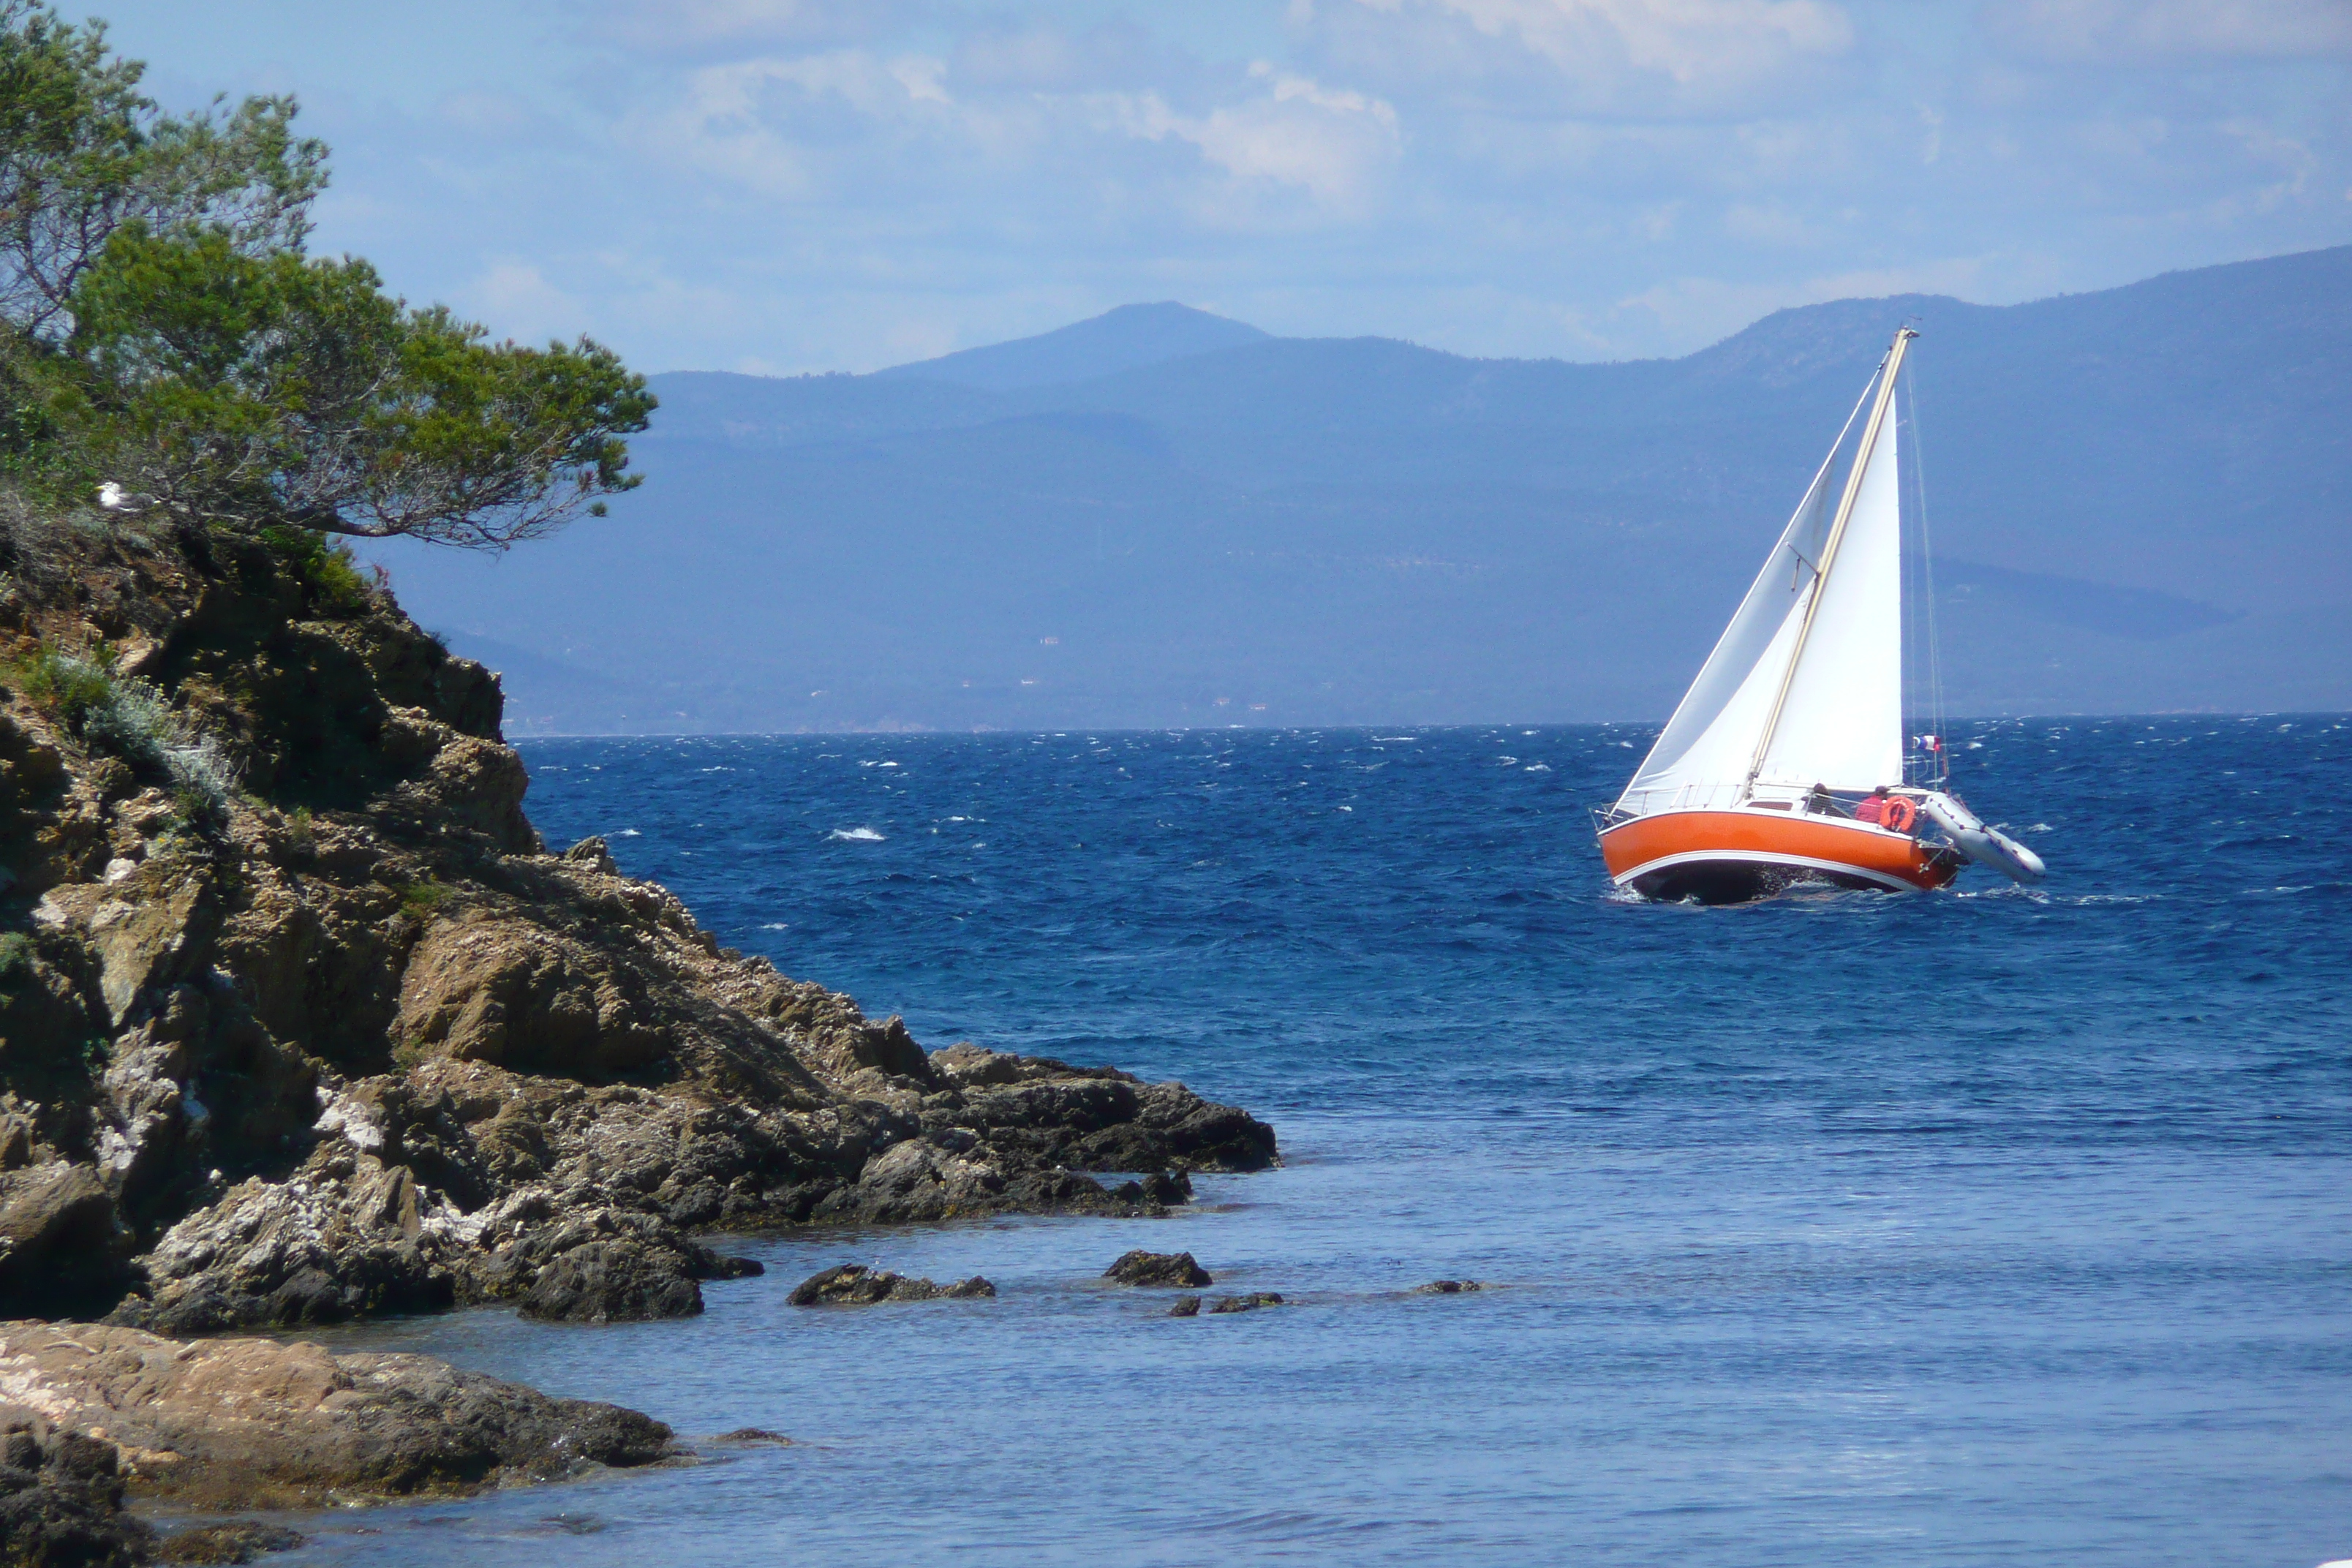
[0, 516, 1278, 1558]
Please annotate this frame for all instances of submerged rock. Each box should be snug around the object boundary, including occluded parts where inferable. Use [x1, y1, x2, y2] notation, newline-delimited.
[1207, 1293, 1284, 1314]
[1103, 1250, 1213, 1289]
[785, 1264, 995, 1306]
[1412, 1280, 1485, 1294]
[154, 1521, 305, 1563]
[1166, 1295, 1203, 1318]
[0, 1321, 673, 1509]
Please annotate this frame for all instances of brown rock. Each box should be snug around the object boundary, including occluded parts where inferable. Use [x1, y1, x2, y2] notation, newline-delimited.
[0, 1161, 135, 1319]
[395, 916, 669, 1079]
[785, 1264, 994, 1305]
[0, 1321, 673, 1509]
[1103, 1250, 1212, 1289]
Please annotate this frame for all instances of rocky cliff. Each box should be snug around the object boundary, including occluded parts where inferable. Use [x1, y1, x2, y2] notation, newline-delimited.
[0, 505, 1277, 1337]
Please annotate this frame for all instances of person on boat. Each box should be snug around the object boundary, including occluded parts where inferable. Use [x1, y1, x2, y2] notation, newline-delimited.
[1807, 783, 1838, 815]
[1853, 786, 1891, 825]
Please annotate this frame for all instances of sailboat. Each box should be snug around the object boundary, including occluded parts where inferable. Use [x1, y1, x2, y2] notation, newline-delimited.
[1595, 328, 2047, 903]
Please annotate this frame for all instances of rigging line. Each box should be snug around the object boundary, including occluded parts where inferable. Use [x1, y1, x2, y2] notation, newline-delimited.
[1904, 348, 1946, 781]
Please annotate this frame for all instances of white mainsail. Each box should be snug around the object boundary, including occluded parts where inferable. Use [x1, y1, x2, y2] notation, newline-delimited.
[1615, 332, 1912, 815]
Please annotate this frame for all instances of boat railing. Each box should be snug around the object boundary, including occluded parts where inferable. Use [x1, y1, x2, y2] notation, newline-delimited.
[1604, 782, 1952, 829]
[1599, 783, 1759, 822]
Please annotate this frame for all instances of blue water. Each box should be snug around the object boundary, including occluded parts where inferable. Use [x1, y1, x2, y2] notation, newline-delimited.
[278, 720, 2351, 1567]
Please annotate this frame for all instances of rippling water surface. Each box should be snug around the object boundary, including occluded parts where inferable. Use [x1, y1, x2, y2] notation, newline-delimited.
[287, 720, 2351, 1567]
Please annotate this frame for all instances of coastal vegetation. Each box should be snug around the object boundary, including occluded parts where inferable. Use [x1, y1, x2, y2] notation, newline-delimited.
[0, 0, 652, 551]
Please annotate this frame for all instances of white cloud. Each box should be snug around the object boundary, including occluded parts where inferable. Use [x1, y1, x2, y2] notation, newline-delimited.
[1098, 67, 1402, 208]
[1308, 0, 1858, 113]
[458, 261, 587, 343]
[595, 0, 905, 50]
[1978, 0, 2352, 62]
[626, 49, 979, 199]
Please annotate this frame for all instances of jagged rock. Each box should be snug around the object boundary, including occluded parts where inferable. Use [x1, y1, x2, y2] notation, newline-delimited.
[0, 936, 103, 1082]
[0, 1321, 673, 1509]
[0, 1161, 136, 1319]
[486, 1207, 761, 1324]
[1413, 1279, 1485, 1294]
[933, 1049, 1276, 1174]
[0, 1416, 152, 1567]
[1207, 1293, 1284, 1313]
[1103, 1250, 1212, 1289]
[0, 520, 1277, 1342]
[785, 1264, 995, 1305]
[154, 1521, 304, 1563]
[118, 1150, 456, 1334]
[34, 862, 220, 1028]
[395, 916, 669, 1079]
[561, 836, 618, 875]
[1166, 1295, 1202, 1318]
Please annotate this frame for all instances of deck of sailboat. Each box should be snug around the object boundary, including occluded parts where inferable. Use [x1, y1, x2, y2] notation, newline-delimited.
[1598, 806, 1964, 902]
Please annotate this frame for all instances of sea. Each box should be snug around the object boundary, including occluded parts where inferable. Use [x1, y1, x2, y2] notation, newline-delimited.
[274, 719, 2351, 1567]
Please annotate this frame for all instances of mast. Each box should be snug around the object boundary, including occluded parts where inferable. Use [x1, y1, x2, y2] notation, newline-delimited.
[1746, 327, 1915, 791]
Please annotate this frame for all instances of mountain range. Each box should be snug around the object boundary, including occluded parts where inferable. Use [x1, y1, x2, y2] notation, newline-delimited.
[371, 246, 2352, 732]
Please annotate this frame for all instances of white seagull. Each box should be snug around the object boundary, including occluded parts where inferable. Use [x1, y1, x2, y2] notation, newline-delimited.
[97, 481, 156, 513]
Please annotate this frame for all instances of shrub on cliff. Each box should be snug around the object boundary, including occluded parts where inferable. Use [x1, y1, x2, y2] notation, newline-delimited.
[0, 1, 652, 551]
[13, 645, 238, 813]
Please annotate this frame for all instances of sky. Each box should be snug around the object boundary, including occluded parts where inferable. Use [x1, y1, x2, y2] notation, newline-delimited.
[82, 0, 2352, 374]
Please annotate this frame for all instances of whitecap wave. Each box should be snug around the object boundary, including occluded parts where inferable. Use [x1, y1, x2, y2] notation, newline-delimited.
[828, 826, 886, 843]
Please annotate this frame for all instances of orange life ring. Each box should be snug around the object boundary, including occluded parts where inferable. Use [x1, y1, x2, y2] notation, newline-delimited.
[1881, 796, 1918, 833]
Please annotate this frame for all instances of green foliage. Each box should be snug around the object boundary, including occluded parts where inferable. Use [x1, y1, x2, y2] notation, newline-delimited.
[13, 642, 112, 725]
[0, 930, 31, 982]
[260, 523, 372, 615]
[53, 225, 655, 549]
[396, 878, 448, 918]
[0, 1, 324, 341]
[0, 7, 649, 552]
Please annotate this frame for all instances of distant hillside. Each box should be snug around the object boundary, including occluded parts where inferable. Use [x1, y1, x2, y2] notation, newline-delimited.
[872, 301, 1270, 391]
[373, 248, 2352, 732]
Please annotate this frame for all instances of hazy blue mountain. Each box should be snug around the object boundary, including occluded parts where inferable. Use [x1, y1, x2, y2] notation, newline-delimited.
[373, 246, 2352, 733]
[870, 301, 1270, 391]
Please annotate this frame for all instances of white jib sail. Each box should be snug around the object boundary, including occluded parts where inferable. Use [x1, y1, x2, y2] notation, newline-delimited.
[1755, 399, 1904, 791]
[1613, 374, 1873, 816]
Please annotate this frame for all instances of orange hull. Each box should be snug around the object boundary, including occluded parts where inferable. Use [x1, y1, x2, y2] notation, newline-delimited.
[1599, 808, 1961, 902]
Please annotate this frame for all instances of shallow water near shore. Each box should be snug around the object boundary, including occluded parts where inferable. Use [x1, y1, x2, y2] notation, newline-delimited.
[273, 720, 2350, 1567]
